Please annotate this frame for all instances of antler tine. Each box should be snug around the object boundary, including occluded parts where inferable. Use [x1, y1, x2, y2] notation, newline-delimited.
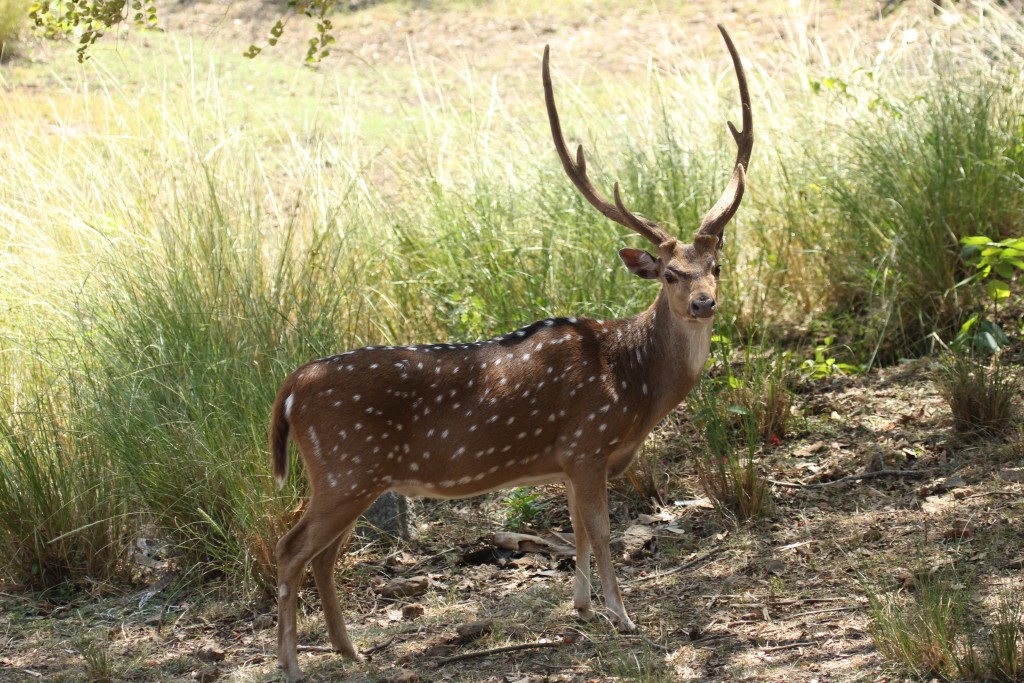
[543, 45, 672, 248]
[698, 25, 754, 241]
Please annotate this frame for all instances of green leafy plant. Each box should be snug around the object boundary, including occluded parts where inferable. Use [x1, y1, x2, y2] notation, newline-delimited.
[955, 235, 1024, 353]
[74, 634, 115, 683]
[502, 488, 548, 531]
[821, 80, 1024, 364]
[801, 336, 863, 380]
[617, 442, 666, 513]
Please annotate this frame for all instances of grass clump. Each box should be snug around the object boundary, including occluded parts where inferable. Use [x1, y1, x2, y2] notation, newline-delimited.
[935, 351, 1016, 436]
[865, 570, 1024, 682]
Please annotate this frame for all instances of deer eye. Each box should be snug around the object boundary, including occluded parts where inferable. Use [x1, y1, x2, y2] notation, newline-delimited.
[663, 271, 678, 285]
[713, 265, 722, 277]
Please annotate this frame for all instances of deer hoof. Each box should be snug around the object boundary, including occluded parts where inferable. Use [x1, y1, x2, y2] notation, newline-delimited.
[333, 642, 361, 661]
[614, 616, 637, 633]
[575, 606, 596, 622]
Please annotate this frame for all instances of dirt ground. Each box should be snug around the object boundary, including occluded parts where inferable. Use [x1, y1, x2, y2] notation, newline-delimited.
[4, 356, 1022, 682]
[2, 1, 1023, 682]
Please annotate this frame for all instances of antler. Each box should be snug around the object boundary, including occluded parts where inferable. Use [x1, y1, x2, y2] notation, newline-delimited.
[542, 46, 675, 250]
[697, 25, 754, 241]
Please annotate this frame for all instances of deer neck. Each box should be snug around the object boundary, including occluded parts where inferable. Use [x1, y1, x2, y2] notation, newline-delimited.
[609, 289, 713, 429]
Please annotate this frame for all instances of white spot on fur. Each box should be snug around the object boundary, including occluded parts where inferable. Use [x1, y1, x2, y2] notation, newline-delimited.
[284, 394, 294, 418]
[307, 426, 322, 460]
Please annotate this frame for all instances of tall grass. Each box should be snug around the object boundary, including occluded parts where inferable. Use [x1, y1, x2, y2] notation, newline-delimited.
[1, 3, 1023, 590]
[822, 80, 1024, 363]
[688, 337, 787, 521]
[0, 366, 133, 588]
[865, 569, 1024, 682]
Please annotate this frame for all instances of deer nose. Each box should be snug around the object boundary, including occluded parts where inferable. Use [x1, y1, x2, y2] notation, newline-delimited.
[690, 294, 717, 318]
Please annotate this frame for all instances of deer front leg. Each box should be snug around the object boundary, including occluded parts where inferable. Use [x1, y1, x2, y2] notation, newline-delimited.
[568, 469, 636, 632]
[565, 481, 594, 621]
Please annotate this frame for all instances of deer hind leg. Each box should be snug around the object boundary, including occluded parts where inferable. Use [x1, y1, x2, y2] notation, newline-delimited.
[565, 481, 594, 621]
[276, 494, 375, 683]
[310, 525, 359, 659]
[567, 469, 636, 632]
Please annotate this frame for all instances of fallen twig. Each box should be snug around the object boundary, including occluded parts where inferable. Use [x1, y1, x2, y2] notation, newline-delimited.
[297, 644, 337, 653]
[785, 605, 861, 620]
[769, 469, 931, 489]
[361, 636, 396, 656]
[433, 640, 563, 666]
[760, 641, 817, 653]
[623, 633, 673, 652]
[634, 542, 724, 583]
[406, 545, 459, 574]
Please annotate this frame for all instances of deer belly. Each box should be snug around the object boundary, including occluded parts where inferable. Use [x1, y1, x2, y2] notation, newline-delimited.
[392, 471, 566, 500]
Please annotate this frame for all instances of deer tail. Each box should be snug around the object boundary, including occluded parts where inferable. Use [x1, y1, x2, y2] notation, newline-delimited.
[270, 380, 294, 489]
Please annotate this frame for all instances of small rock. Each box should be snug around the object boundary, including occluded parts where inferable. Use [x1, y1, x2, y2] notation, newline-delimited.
[194, 665, 221, 683]
[385, 670, 419, 683]
[421, 643, 457, 657]
[614, 525, 657, 560]
[401, 603, 425, 620]
[942, 474, 967, 489]
[861, 528, 882, 543]
[942, 522, 975, 540]
[196, 645, 226, 663]
[455, 618, 493, 641]
[893, 567, 916, 590]
[998, 468, 1024, 483]
[385, 551, 418, 568]
[252, 614, 275, 631]
[379, 575, 429, 599]
[764, 559, 786, 576]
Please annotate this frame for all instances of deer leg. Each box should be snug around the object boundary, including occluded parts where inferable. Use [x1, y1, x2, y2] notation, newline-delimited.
[565, 481, 594, 620]
[277, 495, 374, 683]
[568, 470, 636, 632]
[309, 525, 359, 659]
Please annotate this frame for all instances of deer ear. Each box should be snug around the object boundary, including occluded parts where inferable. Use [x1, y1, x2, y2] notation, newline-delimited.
[618, 248, 661, 280]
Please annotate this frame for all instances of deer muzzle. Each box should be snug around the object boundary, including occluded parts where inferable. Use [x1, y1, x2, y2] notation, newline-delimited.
[689, 294, 717, 319]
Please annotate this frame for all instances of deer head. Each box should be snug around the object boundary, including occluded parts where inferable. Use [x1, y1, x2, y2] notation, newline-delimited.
[542, 24, 752, 323]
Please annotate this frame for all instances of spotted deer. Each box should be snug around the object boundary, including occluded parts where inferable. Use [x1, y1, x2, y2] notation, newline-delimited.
[272, 25, 751, 682]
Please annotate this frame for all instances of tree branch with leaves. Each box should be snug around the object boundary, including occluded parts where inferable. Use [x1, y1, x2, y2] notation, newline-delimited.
[28, 0, 339, 63]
